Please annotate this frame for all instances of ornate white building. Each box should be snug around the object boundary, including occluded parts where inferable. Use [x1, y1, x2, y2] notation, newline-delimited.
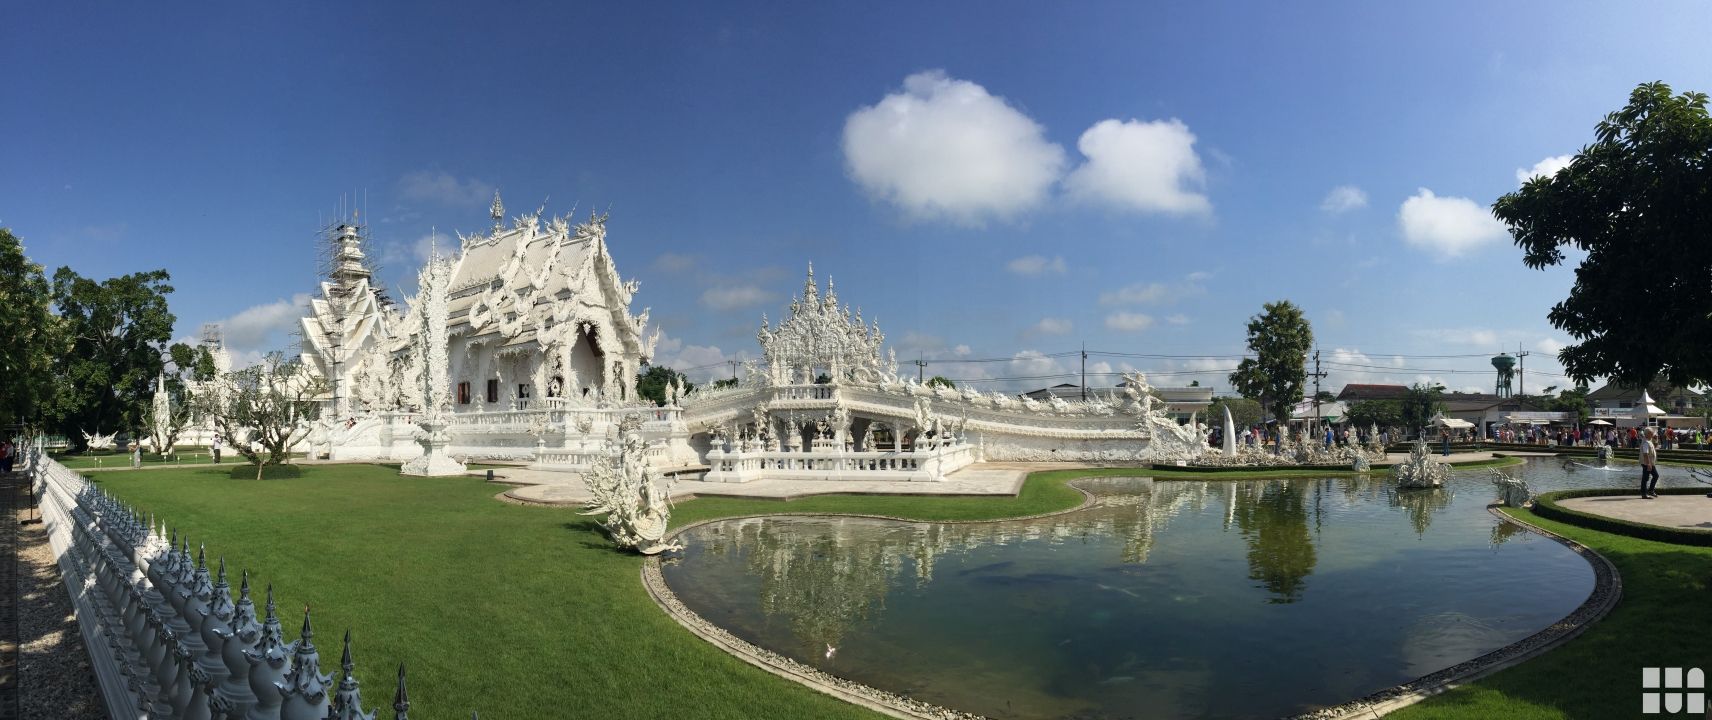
[298, 199, 1206, 478]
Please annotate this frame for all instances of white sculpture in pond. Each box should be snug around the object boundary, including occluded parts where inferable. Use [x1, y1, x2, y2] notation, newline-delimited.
[1393, 439, 1450, 489]
[581, 416, 681, 555]
[1222, 405, 1236, 456]
[1491, 468, 1531, 507]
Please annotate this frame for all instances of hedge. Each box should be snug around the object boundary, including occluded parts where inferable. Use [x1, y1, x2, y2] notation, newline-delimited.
[1530, 487, 1712, 547]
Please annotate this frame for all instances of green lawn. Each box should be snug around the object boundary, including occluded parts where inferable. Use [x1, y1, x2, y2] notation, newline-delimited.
[1390, 508, 1712, 719]
[87, 464, 1087, 720]
[53, 449, 224, 469]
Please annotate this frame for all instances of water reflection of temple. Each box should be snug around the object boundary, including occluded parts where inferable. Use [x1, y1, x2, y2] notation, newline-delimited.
[681, 474, 1471, 651]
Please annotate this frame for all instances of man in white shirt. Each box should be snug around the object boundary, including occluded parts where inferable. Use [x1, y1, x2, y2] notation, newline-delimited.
[1639, 427, 1660, 499]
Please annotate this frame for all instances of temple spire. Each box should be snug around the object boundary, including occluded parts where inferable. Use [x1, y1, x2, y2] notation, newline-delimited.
[490, 190, 505, 231]
[393, 663, 410, 720]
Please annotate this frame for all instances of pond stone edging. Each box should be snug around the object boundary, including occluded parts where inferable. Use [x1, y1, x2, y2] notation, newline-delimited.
[1295, 504, 1622, 720]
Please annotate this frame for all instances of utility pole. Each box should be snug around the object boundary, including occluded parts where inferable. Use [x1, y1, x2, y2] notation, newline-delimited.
[729, 360, 738, 382]
[1308, 348, 1328, 434]
[915, 353, 926, 383]
[1516, 344, 1530, 399]
[1081, 343, 1087, 400]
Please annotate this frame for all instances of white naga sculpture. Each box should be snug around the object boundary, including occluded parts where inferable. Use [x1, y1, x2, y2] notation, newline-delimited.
[401, 252, 467, 477]
[581, 416, 681, 555]
[83, 429, 117, 451]
[1392, 439, 1450, 489]
[1490, 468, 1531, 507]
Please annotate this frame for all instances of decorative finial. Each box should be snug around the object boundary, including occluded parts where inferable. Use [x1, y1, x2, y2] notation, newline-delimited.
[301, 605, 315, 644]
[216, 556, 226, 584]
[265, 584, 277, 615]
[490, 191, 505, 229]
[239, 570, 251, 597]
[393, 663, 410, 719]
[197, 543, 206, 569]
[341, 629, 354, 673]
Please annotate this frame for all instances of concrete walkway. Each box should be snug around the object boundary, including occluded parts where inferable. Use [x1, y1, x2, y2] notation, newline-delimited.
[1557, 493, 1712, 531]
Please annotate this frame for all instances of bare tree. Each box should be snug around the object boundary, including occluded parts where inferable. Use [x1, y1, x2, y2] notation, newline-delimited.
[199, 352, 326, 480]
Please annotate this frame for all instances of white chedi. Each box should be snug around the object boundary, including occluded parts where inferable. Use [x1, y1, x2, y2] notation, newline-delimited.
[580, 416, 682, 555]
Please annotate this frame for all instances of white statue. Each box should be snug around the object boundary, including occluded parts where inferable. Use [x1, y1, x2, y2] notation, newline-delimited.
[1393, 440, 1450, 489]
[581, 416, 681, 555]
[401, 252, 467, 477]
[1491, 469, 1531, 507]
[83, 429, 117, 451]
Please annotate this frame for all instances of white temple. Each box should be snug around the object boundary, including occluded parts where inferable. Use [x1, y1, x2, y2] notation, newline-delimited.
[296, 195, 1206, 479]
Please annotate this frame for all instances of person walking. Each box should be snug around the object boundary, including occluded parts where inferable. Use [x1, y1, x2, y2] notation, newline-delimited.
[1639, 427, 1660, 499]
[0, 439, 13, 474]
[212, 435, 222, 464]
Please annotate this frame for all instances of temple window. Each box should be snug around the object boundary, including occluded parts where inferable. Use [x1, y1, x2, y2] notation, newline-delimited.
[486, 379, 499, 403]
[457, 382, 471, 405]
[517, 383, 530, 399]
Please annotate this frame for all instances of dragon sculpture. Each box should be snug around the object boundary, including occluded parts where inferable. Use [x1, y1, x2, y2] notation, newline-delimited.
[580, 416, 682, 555]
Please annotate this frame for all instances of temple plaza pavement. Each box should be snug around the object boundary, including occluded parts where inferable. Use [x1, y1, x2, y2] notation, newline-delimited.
[1558, 493, 1712, 531]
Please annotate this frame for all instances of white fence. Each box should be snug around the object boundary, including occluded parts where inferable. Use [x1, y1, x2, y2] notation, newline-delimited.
[702, 441, 975, 483]
[28, 449, 430, 719]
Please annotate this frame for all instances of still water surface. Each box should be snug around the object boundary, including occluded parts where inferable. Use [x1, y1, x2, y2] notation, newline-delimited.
[661, 458, 1686, 719]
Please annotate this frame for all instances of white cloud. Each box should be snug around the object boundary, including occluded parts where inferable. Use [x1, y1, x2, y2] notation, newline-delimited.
[397, 170, 493, 207]
[1515, 155, 1572, 185]
[1398, 188, 1508, 257]
[1165, 314, 1189, 326]
[1006, 255, 1067, 276]
[1064, 118, 1210, 214]
[842, 70, 1065, 225]
[1030, 317, 1074, 335]
[700, 286, 775, 311]
[1413, 327, 1500, 347]
[953, 344, 972, 357]
[1185, 270, 1212, 283]
[1009, 350, 1070, 378]
[1105, 311, 1155, 332]
[1320, 185, 1368, 213]
[214, 293, 313, 357]
[1100, 283, 1168, 306]
[1536, 337, 1566, 354]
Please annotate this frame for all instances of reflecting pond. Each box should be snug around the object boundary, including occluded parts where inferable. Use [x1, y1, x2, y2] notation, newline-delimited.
[660, 458, 1689, 719]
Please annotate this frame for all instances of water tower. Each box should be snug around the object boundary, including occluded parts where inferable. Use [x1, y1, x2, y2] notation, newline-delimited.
[1492, 353, 1515, 397]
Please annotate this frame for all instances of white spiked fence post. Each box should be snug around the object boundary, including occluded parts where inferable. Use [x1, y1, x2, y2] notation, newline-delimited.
[24, 451, 475, 719]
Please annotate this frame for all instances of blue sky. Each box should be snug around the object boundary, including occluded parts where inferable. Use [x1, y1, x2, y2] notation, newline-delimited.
[6, 2, 1710, 393]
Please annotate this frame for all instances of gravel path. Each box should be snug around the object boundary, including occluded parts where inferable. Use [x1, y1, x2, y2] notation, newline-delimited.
[8, 473, 103, 720]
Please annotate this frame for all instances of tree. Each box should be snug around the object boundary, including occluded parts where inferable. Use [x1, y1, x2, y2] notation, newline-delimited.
[1548, 384, 1592, 423]
[0, 228, 58, 430]
[147, 342, 216, 456]
[1344, 400, 1403, 430]
[1313, 390, 1336, 403]
[1495, 82, 1712, 388]
[710, 377, 739, 390]
[1228, 301, 1313, 425]
[45, 267, 175, 446]
[925, 375, 955, 389]
[199, 353, 325, 480]
[634, 365, 693, 406]
[1207, 396, 1263, 428]
[1399, 383, 1445, 435]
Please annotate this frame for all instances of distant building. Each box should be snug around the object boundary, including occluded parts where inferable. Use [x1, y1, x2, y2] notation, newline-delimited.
[1336, 384, 1411, 402]
[1586, 382, 1706, 427]
[1439, 393, 1560, 432]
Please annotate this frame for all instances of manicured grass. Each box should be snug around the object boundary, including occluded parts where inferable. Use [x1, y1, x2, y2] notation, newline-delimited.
[1389, 508, 1712, 720]
[87, 464, 1089, 720]
[53, 449, 223, 469]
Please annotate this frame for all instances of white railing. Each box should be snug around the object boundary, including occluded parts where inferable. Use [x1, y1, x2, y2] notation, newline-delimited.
[27, 448, 439, 719]
[702, 441, 975, 483]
